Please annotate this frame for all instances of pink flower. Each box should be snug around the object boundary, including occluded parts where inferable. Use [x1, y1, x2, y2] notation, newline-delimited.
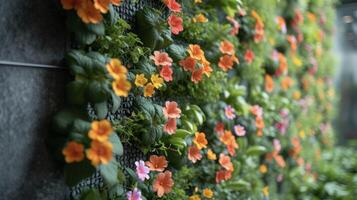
[150, 51, 173, 67]
[250, 105, 263, 118]
[164, 118, 177, 134]
[234, 125, 246, 136]
[226, 16, 240, 36]
[163, 101, 181, 119]
[127, 188, 142, 200]
[160, 65, 173, 82]
[225, 105, 236, 120]
[164, 0, 181, 12]
[168, 15, 183, 35]
[135, 160, 150, 181]
[273, 139, 281, 152]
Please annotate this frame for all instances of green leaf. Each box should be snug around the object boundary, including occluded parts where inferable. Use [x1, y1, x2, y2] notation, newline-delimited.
[167, 44, 186, 61]
[64, 160, 96, 187]
[80, 189, 102, 200]
[246, 146, 267, 156]
[223, 180, 251, 191]
[94, 101, 108, 119]
[72, 119, 91, 134]
[99, 160, 119, 186]
[53, 108, 86, 134]
[109, 133, 123, 156]
[67, 81, 88, 105]
[111, 93, 121, 112]
[87, 81, 109, 103]
[174, 129, 193, 139]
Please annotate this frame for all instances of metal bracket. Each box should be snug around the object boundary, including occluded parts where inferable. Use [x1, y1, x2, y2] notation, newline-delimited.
[0, 60, 65, 70]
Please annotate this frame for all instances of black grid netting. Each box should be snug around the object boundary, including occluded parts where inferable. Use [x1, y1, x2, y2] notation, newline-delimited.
[69, 0, 167, 199]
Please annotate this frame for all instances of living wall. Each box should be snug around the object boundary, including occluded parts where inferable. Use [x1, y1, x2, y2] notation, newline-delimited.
[50, 0, 357, 199]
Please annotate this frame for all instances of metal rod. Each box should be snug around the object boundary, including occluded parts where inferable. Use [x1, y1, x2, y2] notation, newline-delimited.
[0, 60, 66, 70]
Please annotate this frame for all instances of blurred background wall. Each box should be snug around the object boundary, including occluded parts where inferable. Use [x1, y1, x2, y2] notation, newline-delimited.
[334, 0, 357, 144]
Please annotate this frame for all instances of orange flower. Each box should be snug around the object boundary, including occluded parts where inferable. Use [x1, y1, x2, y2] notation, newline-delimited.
[220, 131, 235, 146]
[202, 58, 213, 77]
[112, 78, 131, 97]
[153, 171, 174, 197]
[193, 13, 208, 23]
[160, 65, 174, 82]
[163, 118, 177, 134]
[193, 132, 208, 149]
[168, 15, 183, 35]
[218, 55, 234, 71]
[256, 117, 265, 129]
[274, 155, 286, 168]
[110, 0, 121, 6]
[62, 141, 84, 163]
[207, 149, 217, 160]
[150, 51, 173, 67]
[106, 59, 127, 80]
[244, 49, 255, 64]
[191, 67, 204, 84]
[188, 44, 205, 61]
[281, 76, 294, 91]
[76, 0, 103, 24]
[146, 155, 168, 172]
[61, 0, 82, 10]
[88, 120, 113, 142]
[164, 0, 181, 13]
[144, 83, 155, 97]
[254, 23, 265, 43]
[203, 188, 214, 198]
[276, 53, 288, 76]
[219, 153, 234, 171]
[219, 40, 235, 55]
[179, 56, 196, 72]
[86, 140, 113, 166]
[93, 0, 111, 13]
[227, 140, 239, 156]
[163, 101, 181, 119]
[265, 75, 274, 93]
[188, 145, 202, 163]
[257, 129, 263, 137]
[215, 170, 232, 183]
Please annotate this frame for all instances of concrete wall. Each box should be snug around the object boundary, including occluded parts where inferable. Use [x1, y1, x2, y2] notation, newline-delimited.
[0, 0, 69, 199]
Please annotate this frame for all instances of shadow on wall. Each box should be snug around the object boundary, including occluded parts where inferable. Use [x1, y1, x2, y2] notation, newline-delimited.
[334, 2, 357, 144]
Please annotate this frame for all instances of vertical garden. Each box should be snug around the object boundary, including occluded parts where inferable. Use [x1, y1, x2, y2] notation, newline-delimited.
[51, 0, 357, 199]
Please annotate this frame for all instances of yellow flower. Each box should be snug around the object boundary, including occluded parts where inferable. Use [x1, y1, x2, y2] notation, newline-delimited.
[135, 74, 148, 87]
[262, 186, 269, 197]
[293, 91, 301, 100]
[194, 0, 202, 3]
[207, 149, 217, 160]
[106, 59, 127, 80]
[259, 164, 268, 174]
[292, 56, 302, 67]
[88, 120, 113, 142]
[189, 195, 201, 200]
[203, 188, 213, 198]
[144, 83, 155, 97]
[193, 14, 208, 23]
[151, 74, 164, 89]
[86, 140, 113, 166]
[299, 130, 306, 139]
[112, 78, 131, 97]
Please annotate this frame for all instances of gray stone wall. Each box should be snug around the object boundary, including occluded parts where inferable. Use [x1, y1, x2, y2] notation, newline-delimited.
[0, 0, 69, 199]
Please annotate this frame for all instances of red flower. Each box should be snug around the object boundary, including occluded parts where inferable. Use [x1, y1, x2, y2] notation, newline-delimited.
[215, 122, 225, 136]
[150, 51, 173, 67]
[188, 145, 202, 163]
[164, 0, 181, 12]
[191, 67, 204, 84]
[244, 49, 255, 64]
[163, 101, 181, 119]
[160, 65, 173, 82]
[179, 57, 196, 72]
[215, 170, 232, 183]
[168, 15, 183, 35]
